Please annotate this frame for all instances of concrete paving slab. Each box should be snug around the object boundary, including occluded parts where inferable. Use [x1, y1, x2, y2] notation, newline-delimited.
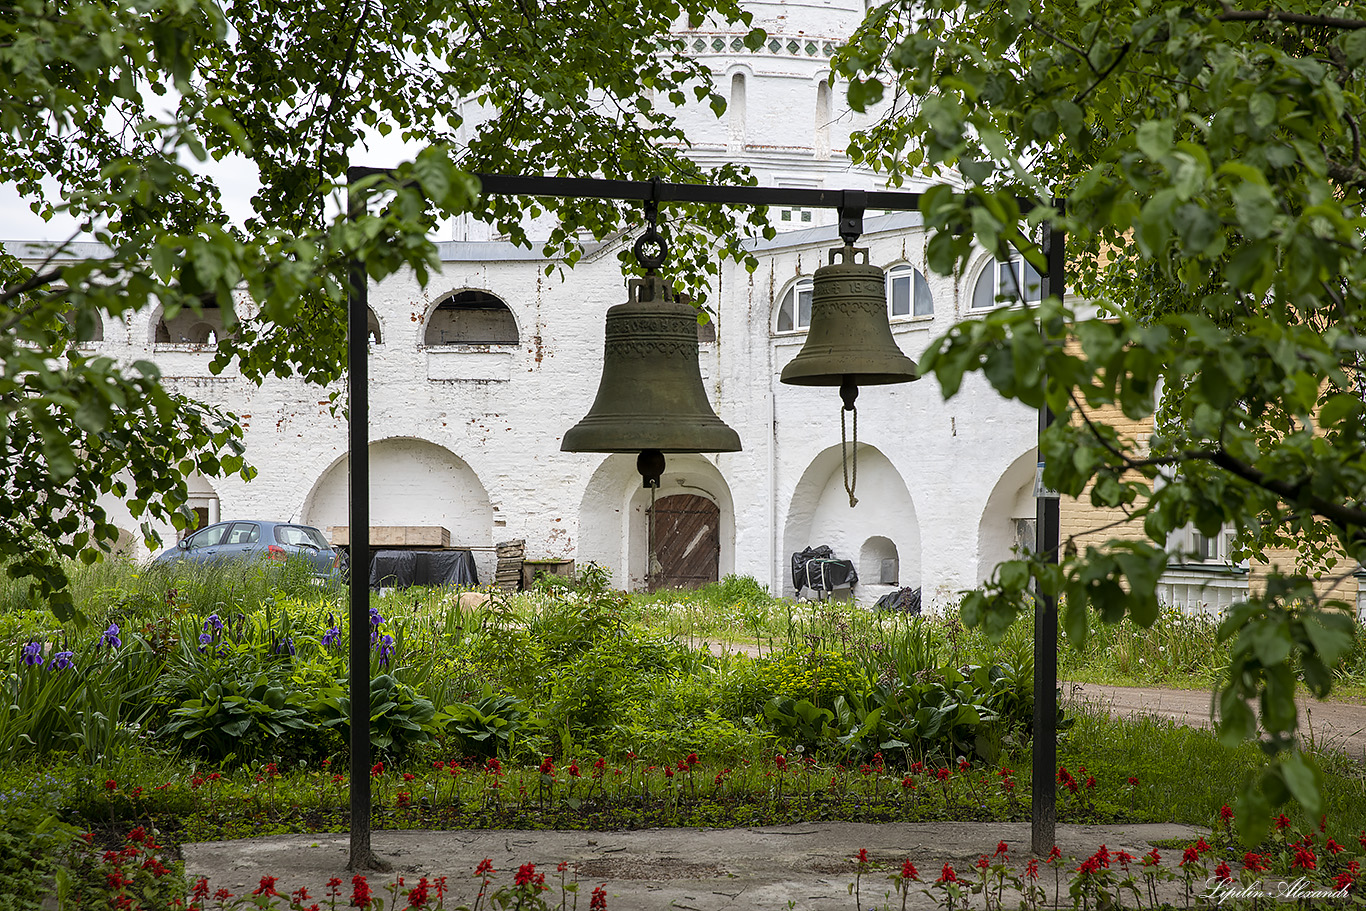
[183, 821, 1204, 910]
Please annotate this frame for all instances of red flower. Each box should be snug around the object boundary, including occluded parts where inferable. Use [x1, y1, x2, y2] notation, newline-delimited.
[475, 859, 495, 876]
[1327, 838, 1345, 855]
[568, 762, 580, 778]
[936, 863, 958, 884]
[350, 874, 372, 907]
[774, 754, 787, 770]
[1292, 846, 1316, 871]
[664, 766, 674, 779]
[958, 758, 970, 773]
[514, 863, 538, 887]
[1025, 859, 1039, 880]
[406, 877, 430, 908]
[370, 762, 384, 778]
[1274, 814, 1292, 831]
[686, 752, 699, 766]
[557, 862, 569, 873]
[253, 876, 282, 897]
[192, 879, 211, 901]
[213, 889, 233, 902]
[976, 855, 989, 870]
[856, 848, 868, 867]
[104, 780, 117, 792]
[127, 827, 146, 844]
[590, 885, 608, 910]
[901, 776, 915, 789]
[1194, 837, 1211, 854]
[1335, 870, 1355, 892]
[1214, 862, 1232, 883]
[293, 886, 311, 903]
[396, 792, 411, 807]
[403, 772, 415, 782]
[1048, 846, 1062, 864]
[901, 860, 919, 881]
[1243, 852, 1268, 872]
[1220, 804, 1234, 823]
[1180, 846, 1200, 867]
[1126, 776, 1139, 787]
[936, 768, 950, 782]
[539, 757, 555, 775]
[994, 841, 1008, 858]
[1143, 849, 1161, 867]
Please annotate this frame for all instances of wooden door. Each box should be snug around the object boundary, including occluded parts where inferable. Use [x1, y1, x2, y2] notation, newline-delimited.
[649, 494, 720, 591]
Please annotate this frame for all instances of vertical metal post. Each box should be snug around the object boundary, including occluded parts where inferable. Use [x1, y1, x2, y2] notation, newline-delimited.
[346, 170, 385, 872]
[1031, 206, 1065, 856]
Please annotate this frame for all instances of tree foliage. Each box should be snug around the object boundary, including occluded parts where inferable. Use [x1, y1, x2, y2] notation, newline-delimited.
[0, 0, 764, 619]
[837, 0, 1366, 835]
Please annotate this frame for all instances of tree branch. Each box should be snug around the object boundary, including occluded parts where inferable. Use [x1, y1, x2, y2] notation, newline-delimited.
[1216, 8, 1366, 30]
[1075, 42, 1133, 104]
[1205, 448, 1366, 535]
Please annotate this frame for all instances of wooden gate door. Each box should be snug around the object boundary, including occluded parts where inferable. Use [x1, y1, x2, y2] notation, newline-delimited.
[649, 494, 720, 591]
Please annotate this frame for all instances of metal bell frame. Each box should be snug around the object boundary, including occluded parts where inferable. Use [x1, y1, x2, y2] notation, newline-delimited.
[345, 172, 1067, 865]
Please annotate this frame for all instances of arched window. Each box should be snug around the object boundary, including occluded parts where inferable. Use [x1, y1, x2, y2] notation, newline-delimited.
[729, 73, 747, 148]
[887, 265, 933, 318]
[971, 257, 1042, 310]
[424, 290, 518, 346]
[366, 307, 383, 345]
[774, 278, 813, 333]
[814, 79, 831, 157]
[60, 304, 103, 344]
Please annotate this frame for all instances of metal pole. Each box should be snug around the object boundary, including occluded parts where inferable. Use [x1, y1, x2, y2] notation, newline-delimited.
[1031, 206, 1065, 855]
[346, 172, 388, 872]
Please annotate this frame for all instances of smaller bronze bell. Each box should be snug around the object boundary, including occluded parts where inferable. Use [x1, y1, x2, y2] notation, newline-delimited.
[562, 274, 741, 485]
[780, 243, 918, 388]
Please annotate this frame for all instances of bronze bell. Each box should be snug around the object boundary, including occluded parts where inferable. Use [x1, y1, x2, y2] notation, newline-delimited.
[562, 274, 741, 486]
[780, 243, 918, 389]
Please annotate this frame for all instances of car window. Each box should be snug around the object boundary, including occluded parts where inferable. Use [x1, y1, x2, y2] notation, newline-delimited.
[226, 522, 261, 545]
[274, 525, 328, 548]
[187, 524, 228, 549]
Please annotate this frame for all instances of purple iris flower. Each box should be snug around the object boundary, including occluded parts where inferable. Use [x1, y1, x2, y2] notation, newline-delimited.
[378, 634, 395, 666]
[204, 613, 223, 633]
[100, 623, 121, 649]
[50, 651, 74, 671]
[322, 627, 341, 648]
[20, 642, 43, 667]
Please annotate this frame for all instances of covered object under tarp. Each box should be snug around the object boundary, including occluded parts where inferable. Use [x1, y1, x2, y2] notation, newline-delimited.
[368, 549, 478, 589]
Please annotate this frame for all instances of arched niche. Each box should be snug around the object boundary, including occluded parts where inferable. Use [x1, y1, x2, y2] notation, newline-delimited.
[783, 444, 920, 600]
[976, 448, 1039, 583]
[578, 453, 735, 592]
[423, 290, 518, 346]
[860, 535, 898, 585]
[366, 307, 383, 345]
[303, 437, 494, 575]
[153, 303, 232, 347]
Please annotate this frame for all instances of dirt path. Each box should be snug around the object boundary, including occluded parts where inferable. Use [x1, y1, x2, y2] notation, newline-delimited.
[1067, 682, 1366, 760]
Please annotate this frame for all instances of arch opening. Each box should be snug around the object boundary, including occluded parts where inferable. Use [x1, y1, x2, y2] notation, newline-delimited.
[424, 290, 518, 345]
[783, 444, 920, 603]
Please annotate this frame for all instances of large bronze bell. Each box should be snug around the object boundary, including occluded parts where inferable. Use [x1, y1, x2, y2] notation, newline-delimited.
[780, 243, 918, 389]
[562, 273, 741, 486]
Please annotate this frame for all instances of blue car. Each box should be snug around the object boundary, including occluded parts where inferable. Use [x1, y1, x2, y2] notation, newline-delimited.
[153, 519, 343, 580]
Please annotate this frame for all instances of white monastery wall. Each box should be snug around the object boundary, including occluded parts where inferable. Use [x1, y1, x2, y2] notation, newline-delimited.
[23, 0, 1056, 610]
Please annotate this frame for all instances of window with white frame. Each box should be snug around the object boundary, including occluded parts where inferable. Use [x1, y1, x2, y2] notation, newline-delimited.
[887, 264, 933, 318]
[1168, 524, 1242, 567]
[774, 278, 813, 333]
[971, 257, 1042, 310]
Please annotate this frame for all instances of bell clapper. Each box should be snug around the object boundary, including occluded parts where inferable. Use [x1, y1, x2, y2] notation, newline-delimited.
[839, 376, 858, 508]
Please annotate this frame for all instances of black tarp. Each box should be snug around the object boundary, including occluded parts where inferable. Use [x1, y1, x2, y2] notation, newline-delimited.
[368, 549, 478, 589]
[875, 586, 922, 615]
[791, 545, 857, 593]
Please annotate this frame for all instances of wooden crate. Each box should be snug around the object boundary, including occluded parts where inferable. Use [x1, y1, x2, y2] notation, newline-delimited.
[329, 526, 451, 548]
[522, 559, 575, 589]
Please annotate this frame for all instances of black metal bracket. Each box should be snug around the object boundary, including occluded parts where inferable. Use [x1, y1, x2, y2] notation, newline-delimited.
[838, 190, 866, 245]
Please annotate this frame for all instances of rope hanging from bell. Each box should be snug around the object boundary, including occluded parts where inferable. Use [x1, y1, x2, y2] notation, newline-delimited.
[839, 376, 858, 507]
